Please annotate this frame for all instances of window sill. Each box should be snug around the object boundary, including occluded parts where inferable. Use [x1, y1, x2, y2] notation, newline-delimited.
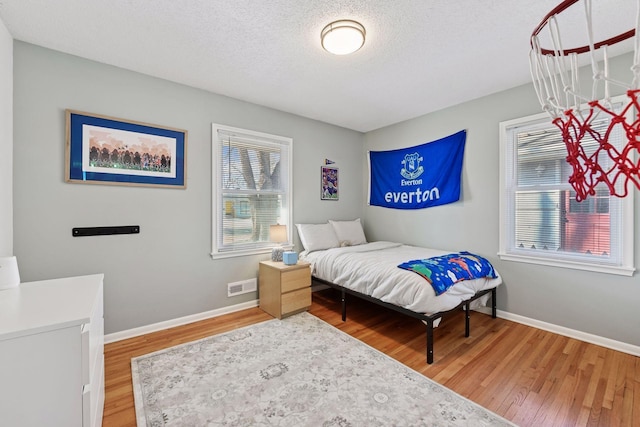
[497, 252, 635, 276]
[210, 244, 294, 260]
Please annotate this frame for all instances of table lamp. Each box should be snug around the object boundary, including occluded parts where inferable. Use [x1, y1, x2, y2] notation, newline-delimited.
[0, 256, 20, 290]
[269, 224, 287, 262]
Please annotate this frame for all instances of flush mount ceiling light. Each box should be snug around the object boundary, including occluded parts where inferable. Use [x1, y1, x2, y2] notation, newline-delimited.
[321, 20, 366, 55]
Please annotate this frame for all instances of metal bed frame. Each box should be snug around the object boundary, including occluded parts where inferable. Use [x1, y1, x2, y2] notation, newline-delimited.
[313, 276, 497, 364]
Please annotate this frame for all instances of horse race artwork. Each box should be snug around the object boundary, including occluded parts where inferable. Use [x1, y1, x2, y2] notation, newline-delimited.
[65, 110, 187, 188]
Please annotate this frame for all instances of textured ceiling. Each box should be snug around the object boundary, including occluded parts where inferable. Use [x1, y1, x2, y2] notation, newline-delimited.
[0, 0, 636, 132]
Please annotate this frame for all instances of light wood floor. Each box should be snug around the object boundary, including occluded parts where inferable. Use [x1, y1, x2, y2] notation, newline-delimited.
[103, 289, 639, 426]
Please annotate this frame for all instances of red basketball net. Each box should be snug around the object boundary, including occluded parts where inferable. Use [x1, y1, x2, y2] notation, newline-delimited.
[530, 0, 640, 200]
[553, 89, 640, 201]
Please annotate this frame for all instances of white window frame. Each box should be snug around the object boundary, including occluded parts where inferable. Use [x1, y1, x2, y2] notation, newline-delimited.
[498, 97, 635, 276]
[211, 123, 293, 259]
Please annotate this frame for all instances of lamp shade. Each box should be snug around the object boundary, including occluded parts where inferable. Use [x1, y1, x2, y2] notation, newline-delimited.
[0, 256, 20, 290]
[321, 20, 366, 55]
[270, 225, 287, 262]
[269, 224, 288, 243]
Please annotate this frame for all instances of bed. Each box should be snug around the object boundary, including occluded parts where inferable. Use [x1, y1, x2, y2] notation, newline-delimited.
[296, 219, 502, 364]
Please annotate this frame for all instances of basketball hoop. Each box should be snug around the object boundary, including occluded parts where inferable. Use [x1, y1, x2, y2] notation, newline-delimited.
[530, 0, 640, 201]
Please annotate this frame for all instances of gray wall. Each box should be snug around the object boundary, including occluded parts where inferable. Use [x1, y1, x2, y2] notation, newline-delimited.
[13, 42, 363, 334]
[0, 19, 12, 256]
[363, 53, 640, 347]
[12, 38, 640, 348]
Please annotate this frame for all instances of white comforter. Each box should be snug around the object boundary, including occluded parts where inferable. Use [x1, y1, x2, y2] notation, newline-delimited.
[301, 241, 502, 316]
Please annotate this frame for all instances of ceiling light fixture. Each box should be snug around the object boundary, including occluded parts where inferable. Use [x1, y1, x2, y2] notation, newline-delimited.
[321, 20, 366, 55]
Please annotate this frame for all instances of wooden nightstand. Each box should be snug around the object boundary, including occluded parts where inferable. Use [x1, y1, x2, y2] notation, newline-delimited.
[259, 260, 311, 319]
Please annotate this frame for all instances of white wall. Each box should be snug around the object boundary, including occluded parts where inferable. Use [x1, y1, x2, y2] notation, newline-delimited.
[13, 42, 364, 334]
[0, 19, 12, 256]
[363, 52, 640, 348]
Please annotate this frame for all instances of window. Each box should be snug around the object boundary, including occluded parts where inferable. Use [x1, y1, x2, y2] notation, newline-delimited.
[211, 124, 292, 258]
[499, 96, 634, 276]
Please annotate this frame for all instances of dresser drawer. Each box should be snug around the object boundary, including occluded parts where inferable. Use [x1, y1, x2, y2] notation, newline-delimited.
[281, 287, 311, 316]
[280, 267, 310, 293]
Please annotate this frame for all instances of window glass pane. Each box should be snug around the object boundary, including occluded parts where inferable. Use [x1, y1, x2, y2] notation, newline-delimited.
[514, 189, 611, 258]
[222, 194, 282, 247]
[516, 130, 567, 186]
[515, 117, 613, 188]
[221, 140, 282, 192]
[515, 190, 561, 251]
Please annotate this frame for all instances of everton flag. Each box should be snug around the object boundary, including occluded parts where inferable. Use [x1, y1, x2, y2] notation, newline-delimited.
[368, 130, 466, 209]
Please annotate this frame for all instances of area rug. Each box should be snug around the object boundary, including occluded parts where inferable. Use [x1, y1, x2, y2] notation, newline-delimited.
[131, 312, 516, 426]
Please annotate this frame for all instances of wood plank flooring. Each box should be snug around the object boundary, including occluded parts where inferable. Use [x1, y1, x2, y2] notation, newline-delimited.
[103, 289, 639, 426]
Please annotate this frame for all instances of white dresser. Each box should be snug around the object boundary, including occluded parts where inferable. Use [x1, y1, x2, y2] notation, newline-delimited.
[0, 274, 104, 427]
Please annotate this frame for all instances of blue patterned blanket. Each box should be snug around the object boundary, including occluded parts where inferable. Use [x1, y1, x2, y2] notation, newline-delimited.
[397, 251, 497, 296]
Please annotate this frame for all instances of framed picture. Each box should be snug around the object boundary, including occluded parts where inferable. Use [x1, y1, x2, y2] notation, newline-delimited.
[321, 166, 339, 200]
[65, 110, 188, 188]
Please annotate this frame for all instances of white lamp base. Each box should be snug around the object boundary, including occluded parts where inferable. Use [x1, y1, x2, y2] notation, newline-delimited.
[271, 247, 284, 262]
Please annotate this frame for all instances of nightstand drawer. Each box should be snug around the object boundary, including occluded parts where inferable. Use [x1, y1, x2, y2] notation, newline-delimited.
[281, 287, 311, 315]
[281, 267, 310, 293]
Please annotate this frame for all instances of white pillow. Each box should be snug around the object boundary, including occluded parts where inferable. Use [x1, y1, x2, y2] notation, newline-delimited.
[329, 218, 367, 246]
[295, 223, 340, 253]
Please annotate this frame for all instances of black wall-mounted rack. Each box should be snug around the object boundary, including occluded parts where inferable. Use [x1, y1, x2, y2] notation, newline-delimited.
[72, 225, 140, 237]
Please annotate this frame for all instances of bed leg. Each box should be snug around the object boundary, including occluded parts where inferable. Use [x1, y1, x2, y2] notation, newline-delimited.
[341, 288, 347, 321]
[465, 303, 470, 338]
[491, 288, 497, 319]
[426, 321, 434, 364]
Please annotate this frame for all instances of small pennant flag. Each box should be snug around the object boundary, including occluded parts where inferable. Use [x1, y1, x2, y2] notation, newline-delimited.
[325, 159, 335, 165]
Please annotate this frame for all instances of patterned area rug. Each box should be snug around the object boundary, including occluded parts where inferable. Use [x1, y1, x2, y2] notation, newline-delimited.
[131, 312, 516, 426]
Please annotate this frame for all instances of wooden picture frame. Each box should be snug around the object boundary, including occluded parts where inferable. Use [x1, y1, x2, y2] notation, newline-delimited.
[65, 110, 187, 188]
[321, 166, 339, 200]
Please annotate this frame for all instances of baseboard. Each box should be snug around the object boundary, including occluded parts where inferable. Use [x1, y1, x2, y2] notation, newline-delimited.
[104, 299, 259, 344]
[475, 306, 640, 357]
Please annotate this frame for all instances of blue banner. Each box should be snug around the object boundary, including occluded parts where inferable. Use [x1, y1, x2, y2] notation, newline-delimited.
[368, 130, 466, 209]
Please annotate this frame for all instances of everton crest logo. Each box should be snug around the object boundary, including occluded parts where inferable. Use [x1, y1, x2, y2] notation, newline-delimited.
[400, 152, 424, 180]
